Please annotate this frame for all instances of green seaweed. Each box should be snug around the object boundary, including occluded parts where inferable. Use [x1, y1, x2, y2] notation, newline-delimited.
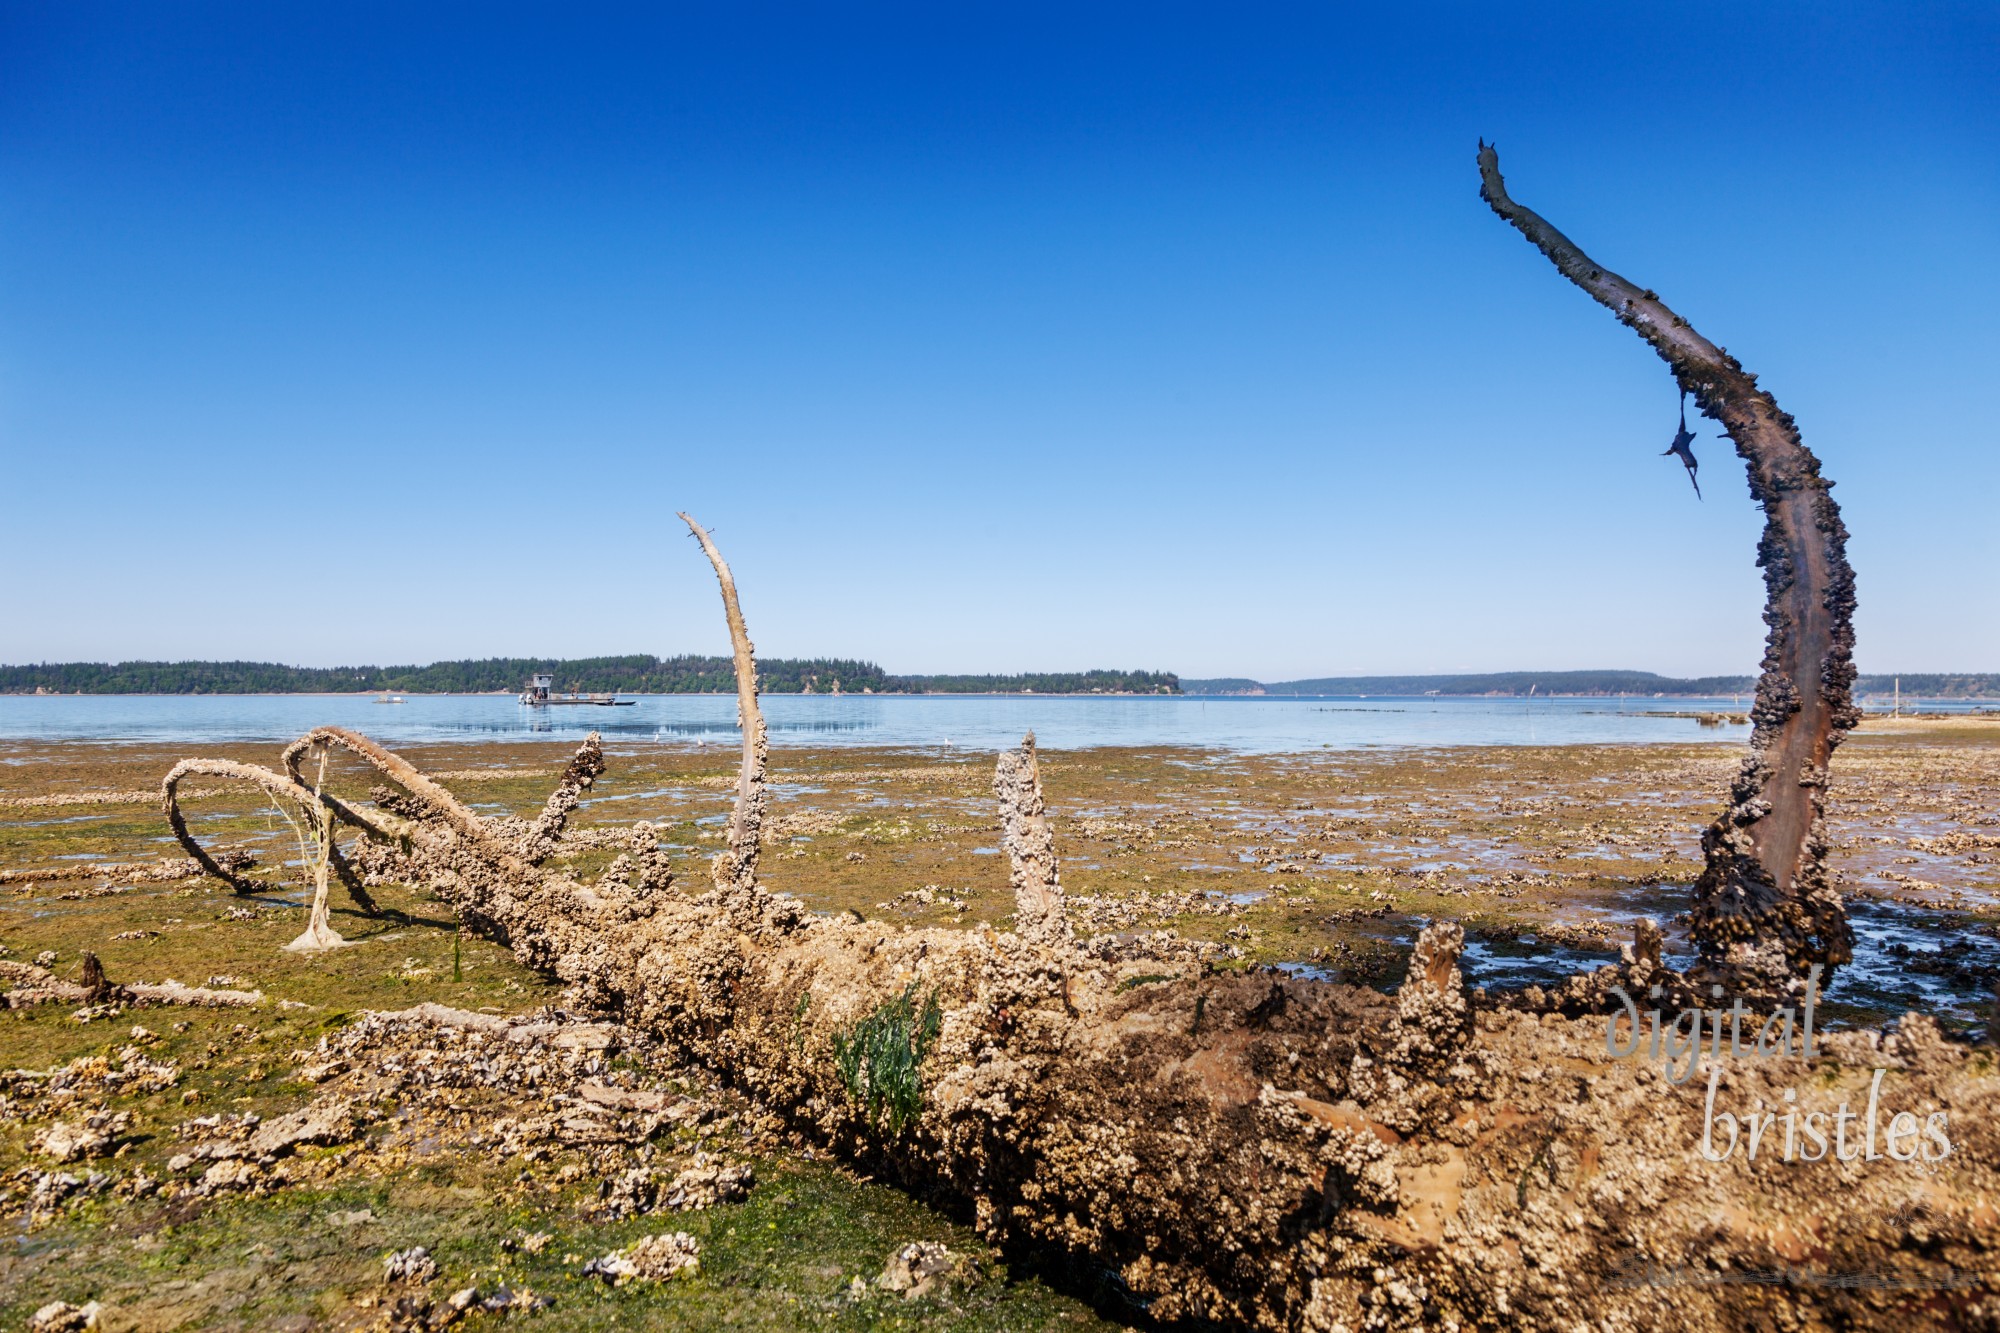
[831, 984, 943, 1135]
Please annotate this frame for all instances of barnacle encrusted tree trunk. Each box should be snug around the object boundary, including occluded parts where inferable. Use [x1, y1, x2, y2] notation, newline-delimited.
[157, 514, 1996, 1331]
[1476, 143, 1858, 990]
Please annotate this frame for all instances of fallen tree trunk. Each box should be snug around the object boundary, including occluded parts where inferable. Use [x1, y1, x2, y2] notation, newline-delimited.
[210, 518, 1990, 1330]
[1476, 143, 1858, 992]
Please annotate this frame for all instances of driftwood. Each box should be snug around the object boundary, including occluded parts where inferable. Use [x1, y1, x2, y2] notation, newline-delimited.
[151, 512, 1994, 1328]
[1477, 143, 1857, 993]
[0, 852, 258, 886]
[0, 954, 263, 1009]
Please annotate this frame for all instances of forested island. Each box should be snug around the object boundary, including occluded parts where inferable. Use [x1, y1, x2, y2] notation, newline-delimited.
[0, 658, 1180, 696]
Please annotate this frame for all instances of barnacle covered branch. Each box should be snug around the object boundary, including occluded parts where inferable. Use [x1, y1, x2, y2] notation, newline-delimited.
[993, 733, 1070, 949]
[0, 955, 263, 1009]
[1477, 141, 1857, 991]
[519, 733, 607, 865]
[160, 757, 378, 915]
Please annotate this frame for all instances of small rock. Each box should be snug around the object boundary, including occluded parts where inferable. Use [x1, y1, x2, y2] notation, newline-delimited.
[595, 1166, 659, 1219]
[243, 1099, 355, 1158]
[201, 1158, 259, 1191]
[27, 1301, 101, 1333]
[33, 1120, 116, 1164]
[877, 1241, 966, 1300]
[34, 950, 58, 967]
[30, 1171, 86, 1210]
[326, 1208, 375, 1227]
[582, 1232, 699, 1284]
[384, 1246, 438, 1283]
[663, 1157, 753, 1211]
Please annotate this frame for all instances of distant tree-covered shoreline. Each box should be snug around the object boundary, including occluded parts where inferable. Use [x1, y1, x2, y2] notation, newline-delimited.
[0, 658, 1180, 696]
[6, 661, 1987, 698]
[1180, 670, 2000, 698]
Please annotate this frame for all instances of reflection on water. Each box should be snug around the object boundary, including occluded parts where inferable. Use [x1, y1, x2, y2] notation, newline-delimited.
[1387, 888, 1998, 1038]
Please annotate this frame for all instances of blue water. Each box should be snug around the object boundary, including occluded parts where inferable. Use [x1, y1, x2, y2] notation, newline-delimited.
[1, 692, 1978, 753]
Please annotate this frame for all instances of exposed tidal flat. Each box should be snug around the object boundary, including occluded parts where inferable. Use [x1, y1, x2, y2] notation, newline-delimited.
[1, 716, 1995, 1328]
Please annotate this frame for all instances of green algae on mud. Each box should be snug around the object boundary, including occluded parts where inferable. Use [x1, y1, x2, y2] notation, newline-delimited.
[4, 1153, 1118, 1331]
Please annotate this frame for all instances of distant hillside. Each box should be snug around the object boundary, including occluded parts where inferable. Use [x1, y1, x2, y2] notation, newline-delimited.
[1180, 671, 1754, 696]
[0, 658, 1179, 696]
[1181, 670, 2000, 698]
[1179, 677, 1264, 694]
[1853, 674, 2000, 698]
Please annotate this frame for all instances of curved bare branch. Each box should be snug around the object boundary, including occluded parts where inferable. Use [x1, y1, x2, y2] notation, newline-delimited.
[1476, 142, 1857, 989]
[519, 733, 606, 865]
[160, 758, 379, 914]
[679, 513, 768, 899]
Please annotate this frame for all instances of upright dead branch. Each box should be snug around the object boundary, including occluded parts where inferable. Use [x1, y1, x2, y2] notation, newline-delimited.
[1477, 142, 1857, 990]
[993, 733, 1070, 949]
[679, 513, 768, 906]
[1379, 921, 1471, 1076]
[284, 746, 349, 952]
[519, 733, 606, 864]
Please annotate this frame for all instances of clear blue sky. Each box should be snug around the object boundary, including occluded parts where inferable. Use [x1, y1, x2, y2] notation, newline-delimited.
[2, 3, 1994, 679]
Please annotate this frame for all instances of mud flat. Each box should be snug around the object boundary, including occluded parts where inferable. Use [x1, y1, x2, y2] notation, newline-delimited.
[1, 725, 1995, 1328]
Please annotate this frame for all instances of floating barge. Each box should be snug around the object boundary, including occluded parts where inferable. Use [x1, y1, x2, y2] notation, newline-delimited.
[519, 673, 634, 707]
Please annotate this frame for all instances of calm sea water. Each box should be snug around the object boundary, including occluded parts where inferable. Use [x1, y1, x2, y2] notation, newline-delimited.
[0, 692, 1981, 752]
